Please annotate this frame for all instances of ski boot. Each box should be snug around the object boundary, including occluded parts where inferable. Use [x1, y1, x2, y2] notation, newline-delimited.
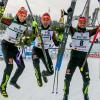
[0, 86, 8, 98]
[84, 94, 89, 100]
[1, 90, 8, 98]
[63, 94, 68, 100]
[10, 81, 21, 89]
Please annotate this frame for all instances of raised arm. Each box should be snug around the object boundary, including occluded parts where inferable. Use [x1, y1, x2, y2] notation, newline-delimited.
[0, 0, 8, 20]
[0, 0, 13, 25]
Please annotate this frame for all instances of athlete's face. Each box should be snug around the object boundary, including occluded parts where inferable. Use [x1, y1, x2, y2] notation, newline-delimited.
[78, 21, 87, 28]
[18, 14, 27, 22]
[41, 16, 51, 28]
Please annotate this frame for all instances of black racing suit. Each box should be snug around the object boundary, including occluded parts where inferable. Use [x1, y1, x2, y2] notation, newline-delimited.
[32, 25, 59, 86]
[63, 26, 98, 100]
[0, 17, 26, 90]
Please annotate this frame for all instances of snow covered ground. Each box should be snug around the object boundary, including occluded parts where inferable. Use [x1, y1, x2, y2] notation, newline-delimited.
[0, 56, 100, 100]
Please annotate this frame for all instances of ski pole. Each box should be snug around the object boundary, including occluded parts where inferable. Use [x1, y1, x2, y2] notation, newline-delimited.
[52, 0, 77, 94]
[52, 68, 59, 94]
[52, 68, 57, 93]
[80, 0, 89, 16]
[52, 67, 60, 94]
[56, 69, 59, 94]
[80, 26, 100, 72]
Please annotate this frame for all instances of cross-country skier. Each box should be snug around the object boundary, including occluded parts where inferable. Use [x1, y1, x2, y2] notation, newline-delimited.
[0, 3, 36, 97]
[63, 15, 100, 100]
[32, 12, 60, 87]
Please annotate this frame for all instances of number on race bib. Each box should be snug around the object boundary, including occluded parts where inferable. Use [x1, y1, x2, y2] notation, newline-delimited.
[80, 40, 84, 46]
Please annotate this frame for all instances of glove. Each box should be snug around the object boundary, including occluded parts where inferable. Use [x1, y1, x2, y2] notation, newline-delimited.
[0, 2, 5, 19]
[32, 20, 38, 28]
[32, 20, 38, 36]
[0, 2, 4, 6]
[58, 33, 63, 42]
[61, 9, 64, 17]
[67, 7, 73, 13]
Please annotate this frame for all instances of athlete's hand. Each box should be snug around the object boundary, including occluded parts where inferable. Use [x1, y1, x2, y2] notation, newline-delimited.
[67, 7, 73, 14]
[32, 20, 38, 36]
[32, 20, 38, 28]
[0, 2, 5, 19]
